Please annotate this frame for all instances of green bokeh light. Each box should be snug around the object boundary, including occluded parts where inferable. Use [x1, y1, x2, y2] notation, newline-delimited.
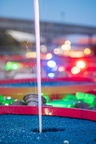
[5, 61, 22, 71]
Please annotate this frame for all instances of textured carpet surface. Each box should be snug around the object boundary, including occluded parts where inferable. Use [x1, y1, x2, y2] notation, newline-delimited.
[0, 114, 96, 144]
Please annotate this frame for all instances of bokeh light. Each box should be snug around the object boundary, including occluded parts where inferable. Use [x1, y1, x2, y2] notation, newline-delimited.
[53, 48, 60, 54]
[46, 53, 52, 60]
[58, 66, 65, 72]
[40, 45, 47, 53]
[47, 73, 55, 78]
[76, 60, 86, 69]
[65, 40, 71, 45]
[84, 48, 91, 55]
[71, 66, 80, 74]
[47, 60, 56, 68]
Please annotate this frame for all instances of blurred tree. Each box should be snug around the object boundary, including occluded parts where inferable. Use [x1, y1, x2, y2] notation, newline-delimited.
[0, 30, 21, 52]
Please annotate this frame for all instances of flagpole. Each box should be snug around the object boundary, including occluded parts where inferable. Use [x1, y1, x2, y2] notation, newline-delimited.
[34, 0, 42, 133]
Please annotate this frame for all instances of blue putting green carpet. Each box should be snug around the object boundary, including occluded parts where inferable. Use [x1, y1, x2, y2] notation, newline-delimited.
[0, 114, 96, 144]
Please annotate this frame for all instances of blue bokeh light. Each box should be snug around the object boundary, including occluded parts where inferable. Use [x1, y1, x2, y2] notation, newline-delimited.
[47, 60, 56, 68]
[48, 73, 55, 78]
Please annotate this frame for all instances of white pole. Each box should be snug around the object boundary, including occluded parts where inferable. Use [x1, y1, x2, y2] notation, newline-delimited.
[34, 0, 42, 133]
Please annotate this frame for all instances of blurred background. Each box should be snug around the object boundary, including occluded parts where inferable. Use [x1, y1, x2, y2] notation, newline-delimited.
[0, 0, 96, 80]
